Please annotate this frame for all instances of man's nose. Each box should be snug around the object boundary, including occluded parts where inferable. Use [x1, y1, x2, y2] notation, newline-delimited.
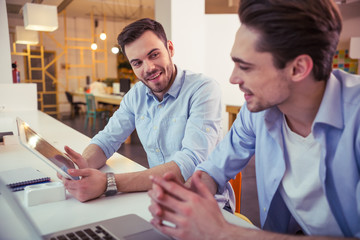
[144, 60, 155, 73]
[229, 67, 243, 85]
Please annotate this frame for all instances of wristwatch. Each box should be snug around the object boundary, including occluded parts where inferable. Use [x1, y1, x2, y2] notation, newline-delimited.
[104, 172, 118, 197]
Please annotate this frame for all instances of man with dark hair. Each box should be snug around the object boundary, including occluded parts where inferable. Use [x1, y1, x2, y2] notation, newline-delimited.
[58, 18, 228, 205]
[148, 0, 360, 239]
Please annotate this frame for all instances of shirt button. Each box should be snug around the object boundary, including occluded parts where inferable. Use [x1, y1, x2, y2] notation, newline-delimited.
[153, 126, 157, 130]
[263, 208, 267, 212]
[158, 104, 162, 108]
[206, 127, 210, 132]
[173, 118, 176, 122]
[156, 148, 160, 152]
[140, 116, 144, 120]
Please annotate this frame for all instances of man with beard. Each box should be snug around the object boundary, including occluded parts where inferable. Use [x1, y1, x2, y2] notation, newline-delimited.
[58, 18, 227, 205]
[148, 0, 360, 239]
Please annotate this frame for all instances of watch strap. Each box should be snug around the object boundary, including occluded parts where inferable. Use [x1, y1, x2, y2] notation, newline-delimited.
[105, 172, 117, 197]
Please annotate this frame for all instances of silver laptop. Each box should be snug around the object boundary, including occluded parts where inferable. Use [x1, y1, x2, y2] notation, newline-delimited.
[0, 178, 171, 240]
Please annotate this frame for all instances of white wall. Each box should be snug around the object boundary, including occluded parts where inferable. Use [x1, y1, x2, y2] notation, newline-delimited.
[155, 0, 244, 132]
[203, 14, 244, 133]
[155, 0, 205, 73]
[0, 0, 13, 84]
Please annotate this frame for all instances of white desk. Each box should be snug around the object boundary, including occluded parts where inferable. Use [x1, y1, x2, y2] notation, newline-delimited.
[0, 110, 256, 237]
[71, 91, 123, 105]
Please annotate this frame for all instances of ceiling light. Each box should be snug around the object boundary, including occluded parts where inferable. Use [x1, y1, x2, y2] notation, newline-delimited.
[91, 42, 98, 50]
[15, 26, 39, 45]
[100, 32, 107, 40]
[23, 3, 58, 32]
[111, 45, 120, 54]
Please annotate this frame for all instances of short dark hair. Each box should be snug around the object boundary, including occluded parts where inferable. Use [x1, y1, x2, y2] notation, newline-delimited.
[239, 0, 342, 81]
[117, 18, 168, 57]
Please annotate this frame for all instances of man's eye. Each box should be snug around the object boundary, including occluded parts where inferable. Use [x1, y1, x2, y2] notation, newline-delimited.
[239, 65, 250, 71]
[132, 61, 141, 67]
[150, 52, 159, 59]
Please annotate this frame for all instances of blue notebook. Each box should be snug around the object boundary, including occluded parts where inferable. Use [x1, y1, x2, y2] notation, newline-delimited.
[0, 167, 51, 192]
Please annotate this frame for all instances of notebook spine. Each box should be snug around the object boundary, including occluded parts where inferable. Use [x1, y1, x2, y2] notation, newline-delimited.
[7, 177, 51, 189]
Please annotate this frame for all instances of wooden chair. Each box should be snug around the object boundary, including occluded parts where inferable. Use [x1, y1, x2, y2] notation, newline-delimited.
[65, 91, 86, 118]
[84, 93, 110, 130]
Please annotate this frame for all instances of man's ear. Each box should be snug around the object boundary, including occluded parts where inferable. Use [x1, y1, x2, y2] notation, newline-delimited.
[290, 54, 313, 82]
[167, 40, 175, 57]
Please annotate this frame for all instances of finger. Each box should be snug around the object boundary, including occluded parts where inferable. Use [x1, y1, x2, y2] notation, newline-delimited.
[148, 183, 175, 204]
[151, 176, 193, 202]
[57, 172, 63, 180]
[67, 168, 92, 177]
[61, 177, 76, 191]
[150, 175, 180, 201]
[149, 217, 162, 226]
[162, 171, 184, 185]
[150, 186, 199, 223]
[148, 198, 163, 218]
[64, 146, 82, 160]
[149, 182, 165, 200]
[150, 216, 182, 239]
[162, 172, 176, 181]
[191, 171, 215, 199]
[148, 185, 178, 215]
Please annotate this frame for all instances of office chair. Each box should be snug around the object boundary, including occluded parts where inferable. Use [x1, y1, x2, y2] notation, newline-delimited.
[230, 172, 242, 214]
[84, 93, 110, 130]
[65, 91, 86, 118]
[235, 212, 253, 225]
[120, 78, 131, 94]
[230, 167, 255, 225]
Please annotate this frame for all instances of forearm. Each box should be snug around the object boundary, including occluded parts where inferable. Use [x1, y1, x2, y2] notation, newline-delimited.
[82, 144, 107, 169]
[115, 161, 184, 192]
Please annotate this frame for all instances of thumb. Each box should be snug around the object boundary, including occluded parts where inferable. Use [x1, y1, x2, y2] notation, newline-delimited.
[64, 146, 82, 161]
[64, 146, 87, 168]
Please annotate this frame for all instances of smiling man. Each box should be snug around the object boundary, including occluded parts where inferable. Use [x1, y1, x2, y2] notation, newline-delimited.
[58, 18, 227, 205]
[148, 0, 360, 239]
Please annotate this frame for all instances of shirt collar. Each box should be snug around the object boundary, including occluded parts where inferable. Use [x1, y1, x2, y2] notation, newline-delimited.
[313, 72, 343, 130]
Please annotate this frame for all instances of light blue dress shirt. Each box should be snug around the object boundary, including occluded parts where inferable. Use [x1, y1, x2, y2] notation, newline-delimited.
[91, 66, 223, 181]
[196, 70, 360, 237]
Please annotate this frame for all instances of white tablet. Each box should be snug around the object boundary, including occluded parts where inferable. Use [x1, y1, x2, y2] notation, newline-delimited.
[16, 117, 79, 180]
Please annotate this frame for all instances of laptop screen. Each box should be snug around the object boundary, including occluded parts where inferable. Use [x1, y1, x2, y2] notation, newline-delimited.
[0, 178, 43, 240]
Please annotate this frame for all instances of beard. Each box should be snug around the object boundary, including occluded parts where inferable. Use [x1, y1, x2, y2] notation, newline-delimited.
[143, 60, 175, 94]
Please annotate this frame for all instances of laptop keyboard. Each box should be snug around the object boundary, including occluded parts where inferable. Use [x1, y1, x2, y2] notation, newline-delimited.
[50, 225, 117, 240]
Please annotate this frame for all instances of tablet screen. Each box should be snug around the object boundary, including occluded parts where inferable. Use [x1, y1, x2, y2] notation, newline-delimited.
[16, 118, 78, 180]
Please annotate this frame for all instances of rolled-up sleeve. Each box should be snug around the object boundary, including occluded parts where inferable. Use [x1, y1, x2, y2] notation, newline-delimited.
[171, 79, 223, 180]
[196, 104, 256, 193]
[90, 93, 136, 159]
